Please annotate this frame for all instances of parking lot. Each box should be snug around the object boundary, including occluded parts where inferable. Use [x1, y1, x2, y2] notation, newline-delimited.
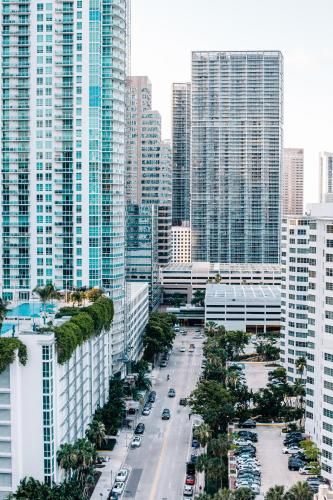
[243, 362, 301, 494]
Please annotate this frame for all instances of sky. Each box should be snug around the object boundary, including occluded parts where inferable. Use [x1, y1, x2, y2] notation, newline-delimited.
[131, 0, 333, 205]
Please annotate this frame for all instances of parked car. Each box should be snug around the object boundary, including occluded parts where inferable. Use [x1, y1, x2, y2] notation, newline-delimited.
[162, 408, 171, 420]
[112, 482, 125, 495]
[134, 423, 145, 434]
[115, 468, 128, 482]
[159, 360, 167, 368]
[179, 398, 187, 406]
[282, 446, 300, 454]
[131, 436, 142, 448]
[168, 388, 176, 397]
[300, 466, 315, 475]
[180, 346, 186, 352]
[239, 419, 257, 429]
[148, 391, 156, 403]
[183, 485, 193, 497]
[192, 438, 200, 449]
[142, 407, 151, 416]
[186, 462, 196, 475]
[237, 431, 258, 442]
[185, 475, 195, 485]
[288, 457, 305, 471]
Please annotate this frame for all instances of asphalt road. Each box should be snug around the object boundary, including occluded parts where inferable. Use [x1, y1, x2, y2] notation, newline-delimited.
[122, 327, 203, 500]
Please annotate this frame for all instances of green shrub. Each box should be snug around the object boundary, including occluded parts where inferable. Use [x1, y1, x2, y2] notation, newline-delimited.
[55, 297, 114, 364]
[55, 307, 80, 318]
[0, 338, 28, 373]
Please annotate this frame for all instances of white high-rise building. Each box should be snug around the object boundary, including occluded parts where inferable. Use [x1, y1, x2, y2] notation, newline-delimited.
[0, 0, 129, 375]
[319, 152, 333, 203]
[172, 224, 192, 263]
[191, 51, 283, 263]
[281, 203, 333, 482]
[282, 148, 304, 216]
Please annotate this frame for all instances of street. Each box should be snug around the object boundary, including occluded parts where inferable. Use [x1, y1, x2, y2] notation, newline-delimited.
[122, 328, 204, 499]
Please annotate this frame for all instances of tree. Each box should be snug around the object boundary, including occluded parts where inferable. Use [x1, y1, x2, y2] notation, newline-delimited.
[70, 290, 84, 307]
[86, 419, 106, 449]
[85, 288, 103, 303]
[265, 485, 286, 500]
[213, 490, 235, 500]
[34, 283, 60, 309]
[214, 273, 222, 283]
[285, 481, 313, 500]
[234, 488, 255, 500]
[10, 477, 52, 499]
[295, 356, 306, 382]
[196, 454, 226, 491]
[205, 321, 219, 337]
[193, 423, 212, 447]
[192, 289, 205, 307]
[169, 293, 184, 307]
[189, 380, 234, 433]
[0, 299, 7, 327]
[57, 443, 78, 479]
[235, 488, 256, 500]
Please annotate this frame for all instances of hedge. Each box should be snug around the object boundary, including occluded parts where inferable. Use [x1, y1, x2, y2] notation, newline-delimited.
[0, 338, 28, 373]
[55, 297, 114, 364]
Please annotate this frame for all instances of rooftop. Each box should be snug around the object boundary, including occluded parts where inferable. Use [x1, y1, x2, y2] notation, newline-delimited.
[162, 262, 282, 274]
[205, 284, 281, 304]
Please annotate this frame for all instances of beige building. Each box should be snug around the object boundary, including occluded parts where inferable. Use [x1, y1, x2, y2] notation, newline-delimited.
[319, 151, 333, 203]
[282, 148, 304, 216]
[171, 224, 192, 263]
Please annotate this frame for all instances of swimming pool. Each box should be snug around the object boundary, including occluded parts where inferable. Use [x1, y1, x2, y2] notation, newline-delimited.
[0, 323, 16, 335]
[6, 302, 56, 318]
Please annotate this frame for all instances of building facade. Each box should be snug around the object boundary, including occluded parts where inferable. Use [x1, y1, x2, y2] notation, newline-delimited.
[282, 148, 304, 216]
[126, 204, 160, 310]
[205, 284, 281, 333]
[191, 51, 283, 263]
[0, 0, 129, 374]
[161, 262, 282, 303]
[319, 152, 333, 203]
[280, 204, 333, 483]
[125, 282, 149, 362]
[0, 315, 110, 498]
[172, 224, 192, 263]
[172, 82, 191, 226]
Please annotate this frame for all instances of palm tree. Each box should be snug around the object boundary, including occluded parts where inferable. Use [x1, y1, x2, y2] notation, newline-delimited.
[214, 273, 222, 283]
[11, 477, 52, 499]
[74, 438, 96, 485]
[70, 290, 84, 307]
[213, 490, 235, 500]
[285, 481, 313, 500]
[0, 299, 7, 326]
[86, 419, 106, 449]
[226, 369, 240, 390]
[205, 321, 218, 337]
[295, 356, 306, 382]
[193, 423, 212, 447]
[265, 485, 286, 500]
[34, 283, 60, 311]
[57, 443, 78, 479]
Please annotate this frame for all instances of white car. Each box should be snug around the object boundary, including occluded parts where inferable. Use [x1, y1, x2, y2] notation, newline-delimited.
[142, 407, 151, 416]
[179, 346, 186, 352]
[300, 466, 314, 475]
[282, 446, 300, 454]
[234, 439, 252, 446]
[115, 468, 129, 482]
[183, 485, 193, 497]
[112, 482, 125, 495]
[131, 436, 142, 448]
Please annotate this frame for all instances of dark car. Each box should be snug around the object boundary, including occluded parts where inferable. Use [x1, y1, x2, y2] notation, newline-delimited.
[288, 458, 305, 471]
[192, 439, 200, 449]
[148, 391, 156, 403]
[179, 398, 187, 406]
[162, 408, 171, 420]
[168, 388, 176, 397]
[134, 423, 145, 435]
[239, 419, 257, 429]
[190, 454, 198, 464]
[128, 407, 136, 415]
[187, 462, 196, 475]
[237, 431, 258, 442]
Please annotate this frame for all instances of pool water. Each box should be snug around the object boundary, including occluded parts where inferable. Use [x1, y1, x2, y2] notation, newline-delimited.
[0, 323, 16, 335]
[7, 302, 56, 318]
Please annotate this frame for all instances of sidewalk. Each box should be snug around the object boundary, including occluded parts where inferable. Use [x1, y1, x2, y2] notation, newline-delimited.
[91, 367, 160, 500]
[91, 430, 132, 500]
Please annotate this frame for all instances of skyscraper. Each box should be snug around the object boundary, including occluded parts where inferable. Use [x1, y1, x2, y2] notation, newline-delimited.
[282, 148, 304, 216]
[126, 76, 172, 268]
[0, 0, 128, 372]
[319, 151, 333, 203]
[191, 51, 283, 263]
[172, 82, 191, 225]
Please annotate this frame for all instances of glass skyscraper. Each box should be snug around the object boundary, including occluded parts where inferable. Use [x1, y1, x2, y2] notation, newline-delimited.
[0, 0, 128, 371]
[191, 51, 283, 263]
[172, 82, 191, 226]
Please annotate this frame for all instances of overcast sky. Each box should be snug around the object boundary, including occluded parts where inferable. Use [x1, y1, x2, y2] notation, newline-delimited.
[131, 0, 333, 204]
